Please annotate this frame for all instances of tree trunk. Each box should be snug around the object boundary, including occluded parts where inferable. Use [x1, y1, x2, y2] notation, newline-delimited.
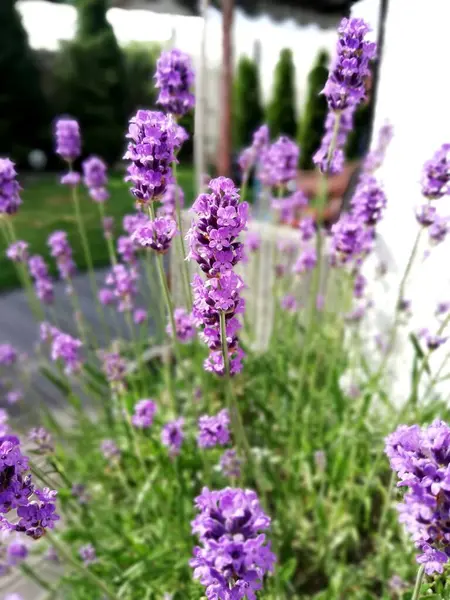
[217, 0, 234, 176]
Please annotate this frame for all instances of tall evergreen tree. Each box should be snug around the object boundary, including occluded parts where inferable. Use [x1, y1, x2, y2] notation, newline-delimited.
[298, 49, 329, 170]
[267, 48, 297, 139]
[0, 0, 47, 164]
[55, 0, 126, 163]
[234, 55, 263, 149]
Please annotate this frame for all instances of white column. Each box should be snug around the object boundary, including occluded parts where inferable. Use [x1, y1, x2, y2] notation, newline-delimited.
[194, 0, 209, 196]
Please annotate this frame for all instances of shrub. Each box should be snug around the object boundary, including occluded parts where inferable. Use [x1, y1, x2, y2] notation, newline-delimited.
[267, 48, 297, 139]
[234, 55, 264, 149]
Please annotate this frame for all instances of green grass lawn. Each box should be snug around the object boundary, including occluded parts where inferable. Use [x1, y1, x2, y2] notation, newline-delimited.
[0, 166, 195, 291]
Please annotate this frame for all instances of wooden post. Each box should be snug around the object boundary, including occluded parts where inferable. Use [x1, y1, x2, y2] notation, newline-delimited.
[217, 0, 234, 176]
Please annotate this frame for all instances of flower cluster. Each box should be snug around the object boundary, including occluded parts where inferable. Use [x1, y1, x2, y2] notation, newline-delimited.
[323, 17, 376, 111]
[161, 418, 184, 457]
[79, 543, 97, 566]
[188, 177, 248, 376]
[0, 433, 59, 539]
[293, 248, 317, 274]
[99, 350, 128, 391]
[0, 159, 22, 216]
[385, 421, 450, 575]
[330, 214, 368, 265]
[6, 241, 28, 263]
[158, 184, 184, 218]
[124, 110, 177, 204]
[197, 409, 230, 449]
[132, 399, 157, 429]
[54, 118, 81, 162]
[28, 255, 54, 304]
[219, 449, 242, 479]
[165, 307, 195, 343]
[29, 427, 54, 454]
[101, 439, 121, 462]
[47, 231, 76, 281]
[103, 264, 139, 312]
[271, 190, 308, 225]
[155, 49, 195, 117]
[0, 344, 17, 367]
[190, 487, 275, 600]
[421, 144, 450, 200]
[238, 124, 270, 181]
[132, 216, 177, 254]
[313, 105, 355, 175]
[41, 325, 83, 375]
[351, 175, 387, 226]
[260, 136, 299, 188]
[82, 156, 109, 203]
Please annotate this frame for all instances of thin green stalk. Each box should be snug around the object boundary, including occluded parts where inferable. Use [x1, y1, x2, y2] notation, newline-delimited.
[45, 532, 119, 600]
[240, 175, 249, 204]
[172, 160, 193, 309]
[98, 202, 117, 267]
[411, 565, 425, 600]
[20, 563, 54, 592]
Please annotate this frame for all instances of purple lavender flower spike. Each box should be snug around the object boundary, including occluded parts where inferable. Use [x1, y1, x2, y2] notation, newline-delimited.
[60, 171, 81, 187]
[238, 124, 270, 181]
[79, 543, 97, 566]
[6, 241, 28, 263]
[101, 439, 121, 462]
[132, 399, 157, 429]
[167, 308, 196, 342]
[133, 308, 148, 324]
[158, 183, 184, 218]
[280, 294, 297, 312]
[385, 420, 450, 574]
[132, 216, 177, 253]
[429, 216, 448, 245]
[415, 204, 436, 227]
[99, 350, 127, 391]
[298, 216, 315, 242]
[102, 216, 114, 239]
[28, 428, 54, 454]
[6, 389, 23, 405]
[364, 122, 393, 173]
[421, 144, 450, 200]
[155, 49, 195, 117]
[54, 118, 81, 162]
[245, 231, 261, 253]
[7, 540, 28, 565]
[219, 449, 242, 479]
[272, 190, 307, 225]
[313, 106, 355, 175]
[98, 288, 115, 306]
[188, 177, 248, 376]
[353, 273, 366, 298]
[117, 235, 138, 265]
[0, 344, 17, 367]
[330, 213, 367, 265]
[49, 328, 83, 375]
[124, 110, 177, 204]
[436, 301, 450, 316]
[260, 136, 299, 188]
[351, 175, 387, 226]
[0, 159, 22, 216]
[82, 156, 109, 203]
[293, 248, 317, 274]
[323, 17, 376, 112]
[47, 231, 76, 280]
[190, 487, 276, 600]
[104, 264, 138, 312]
[161, 418, 184, 457]
[197, 409, 230, 449]
[28, 255, 54, 304]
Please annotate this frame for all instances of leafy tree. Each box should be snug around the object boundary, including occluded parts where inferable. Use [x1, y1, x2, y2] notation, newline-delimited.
[55, 0, 127, 164]
[267, 48, 297, 139]
[0, 0, 48, 164]
[298, 49, 329, 170]
[124, 42, 161, 117]
[234, 55, 264, 149]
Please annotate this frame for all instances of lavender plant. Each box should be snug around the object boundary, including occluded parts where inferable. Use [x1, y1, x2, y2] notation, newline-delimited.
[1, 17, 450, 600]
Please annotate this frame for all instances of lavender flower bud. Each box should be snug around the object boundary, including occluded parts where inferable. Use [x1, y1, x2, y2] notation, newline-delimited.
[155, 49, 195, 117]
[0, 159, 22, 216]
[54, 118, 81, 162]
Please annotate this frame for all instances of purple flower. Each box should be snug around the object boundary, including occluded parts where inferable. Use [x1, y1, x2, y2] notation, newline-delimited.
[293, 248, 317, 274]
[364, 122, 393, 173]
[298, 217, 315, 242]
[82, 156, 109, 203]
[238, 124, 270, 179]
[155, 49, 195, 117]
[416, 204, 436, 227]
[161, 418, 184, 457]
[28, 255, 54, 304]
[101, 439, 120, 461]
[72, 483, 90, 505]
[436, 301, 450, 316]
[132, 399, 157, 429]
[353, 273, 366, 298]
[60, 171, 81, 187]
[167, 308, 196, 343]
[7, 540, 28, 565]
[385, 420, 450, 574]
[188, 177, 248, 376]
[124, 110, 177, 204]
[47, 231, 76, 280]
[103, 216, 114, 239]
[99, 350, 127, 390]
[132, 216, 177, 253]
[133, 308, 148, 324]
[198, 409, 230, 449]
[79, 543, 97, 566]
[219, 449, 242, 479]
[5, 595, 24, 600]
[54, 118, 81, 162]
[272, 190, 307, 224]
[245, 231, 261, 253]
[104, 264, 138, 312]
[28, 428, 54, 454]
[330, 214, 367, 264]
[429, 216, 448, 245]
[260, 136, 299, 188]
[117, 235, 138, 265]
[0, 344, 17, 367]
[98, 288, 115, 306]
[421, 144, 450, 200]
[16, 497, 59, 539]
[158, 183, 184, 218]
[6, 389, 23, 405]
[314, 106, 355, 175]
[323, 17, 376, 112]
[280, 294, 297, 312]
[49, 328, 83, 375]
[0, 159, 22, 216]
[351, 175, 387, 226]
[6, 241, 28, 263]
[190, 487, 275, 600]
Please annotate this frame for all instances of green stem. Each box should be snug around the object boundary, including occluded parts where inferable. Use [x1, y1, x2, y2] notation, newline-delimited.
[46, 532, 119, 600]
[411, 565, 425, 600]
[173, 160, 193, 309]
[21, 563, 54, 591]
